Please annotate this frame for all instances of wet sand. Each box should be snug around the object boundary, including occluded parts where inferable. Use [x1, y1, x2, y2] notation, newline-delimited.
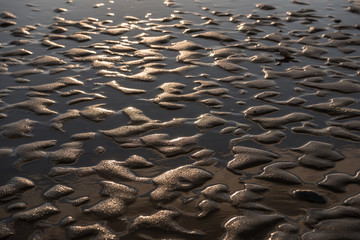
[0, 0, 360, 239]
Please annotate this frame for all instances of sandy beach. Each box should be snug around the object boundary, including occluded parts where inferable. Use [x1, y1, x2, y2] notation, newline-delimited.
[0, 0, 360, 239]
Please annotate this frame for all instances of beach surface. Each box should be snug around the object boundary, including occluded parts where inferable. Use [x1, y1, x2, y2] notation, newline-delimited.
[0, 0, 360, 239]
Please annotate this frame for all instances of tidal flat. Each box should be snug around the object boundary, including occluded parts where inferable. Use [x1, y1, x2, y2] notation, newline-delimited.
[0, 0, 360, 239]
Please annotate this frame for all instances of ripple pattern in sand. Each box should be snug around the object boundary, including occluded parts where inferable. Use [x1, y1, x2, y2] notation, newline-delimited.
[0, 0, 360, 239]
